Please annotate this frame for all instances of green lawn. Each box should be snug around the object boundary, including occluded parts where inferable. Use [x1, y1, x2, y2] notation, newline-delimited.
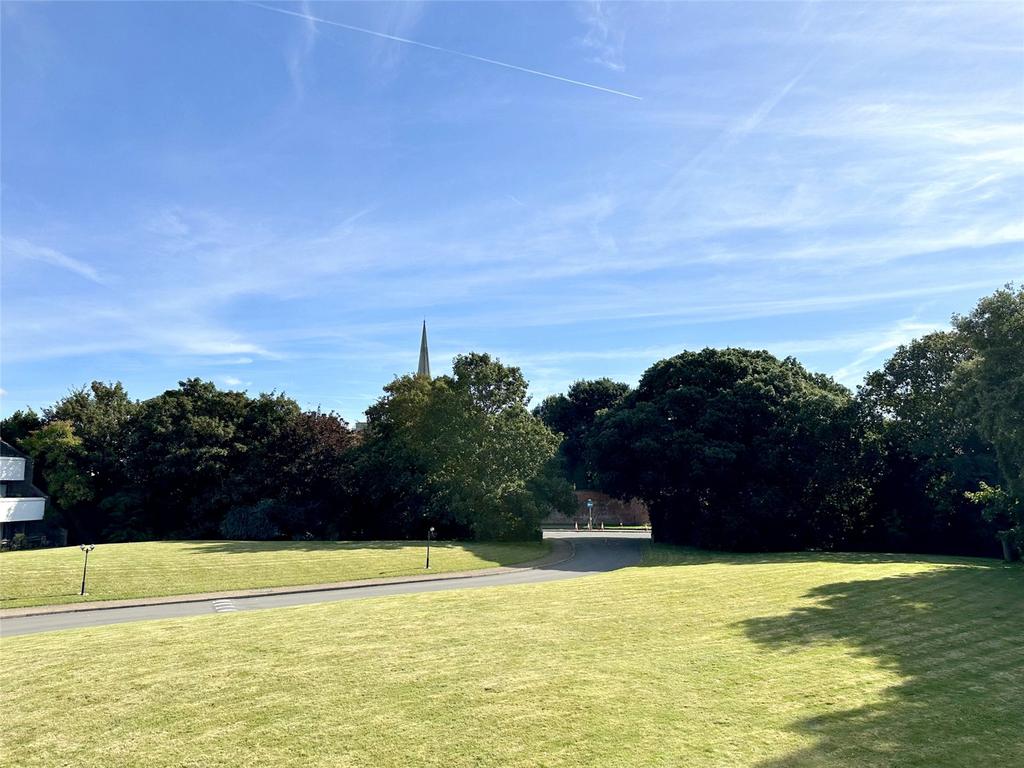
[3, 546, 1021, 767]
[0, 539, 550, 609]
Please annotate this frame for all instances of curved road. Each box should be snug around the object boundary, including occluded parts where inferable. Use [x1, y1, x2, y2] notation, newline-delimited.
[1, 531, 649, 637]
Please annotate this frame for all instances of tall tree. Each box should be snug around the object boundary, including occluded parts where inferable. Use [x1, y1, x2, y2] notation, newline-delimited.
[590, 348, 864, 551]
[954, 285, 1024, 551]
[534, 378, 630, 487]
[127, 379, 252, 537]
[856, 332, 1000, 555]
[41, 382, 139, 539]
[237, 409, 358, 538]
[20, 421, 93, 512]
[357, 354, 571, 540]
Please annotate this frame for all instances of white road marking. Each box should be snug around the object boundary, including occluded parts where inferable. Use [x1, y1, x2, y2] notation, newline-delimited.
[211, 599, 238, 613]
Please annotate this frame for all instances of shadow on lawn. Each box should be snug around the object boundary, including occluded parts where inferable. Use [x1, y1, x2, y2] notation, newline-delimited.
[741, 561, 1024, 767]
[177, 540, 536, 558]
[639, 545, 1003, 568]
[179, 540, 419, 555]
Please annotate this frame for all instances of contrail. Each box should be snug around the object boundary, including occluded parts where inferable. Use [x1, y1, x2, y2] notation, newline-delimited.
[248, 2, 642, 101]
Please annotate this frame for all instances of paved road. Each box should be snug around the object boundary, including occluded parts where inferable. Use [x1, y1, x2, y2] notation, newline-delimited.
[1, 531, 649, 637]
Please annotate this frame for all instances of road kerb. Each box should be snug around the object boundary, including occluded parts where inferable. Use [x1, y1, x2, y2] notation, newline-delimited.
[1, 539, 575, 619]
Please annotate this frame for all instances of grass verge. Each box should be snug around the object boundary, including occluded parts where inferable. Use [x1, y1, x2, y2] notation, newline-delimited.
[2, 545, 1021, 767]
[0, 539, 550, 609]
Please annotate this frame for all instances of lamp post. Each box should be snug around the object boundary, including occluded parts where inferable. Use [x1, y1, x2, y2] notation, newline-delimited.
[586, 498, 594, 531]
[425, 526, 435, 569]
[79, 544, 96, 596]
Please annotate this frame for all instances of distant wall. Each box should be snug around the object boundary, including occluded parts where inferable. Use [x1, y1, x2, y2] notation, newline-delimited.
[544, 490, 649, 526]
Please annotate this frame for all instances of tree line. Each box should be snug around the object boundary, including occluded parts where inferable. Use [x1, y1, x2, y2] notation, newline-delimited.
[534, 286, 1022, 559]
[1, 353, 574, 544]
[2, 286, 1020, 557]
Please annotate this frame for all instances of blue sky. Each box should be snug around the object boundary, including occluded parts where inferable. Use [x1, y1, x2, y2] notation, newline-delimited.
[2, 1, 1022, 422]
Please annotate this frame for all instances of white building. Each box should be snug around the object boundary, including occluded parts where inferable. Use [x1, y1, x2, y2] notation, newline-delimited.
[1, 440, 47, 542]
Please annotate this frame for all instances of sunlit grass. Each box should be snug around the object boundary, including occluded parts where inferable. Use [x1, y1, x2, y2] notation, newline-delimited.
[0, 539, 550, 609]
[2, 546, 1020, 767]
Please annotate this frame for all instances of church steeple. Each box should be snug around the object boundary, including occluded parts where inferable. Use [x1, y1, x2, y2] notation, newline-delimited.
[417, 320, 431, 378]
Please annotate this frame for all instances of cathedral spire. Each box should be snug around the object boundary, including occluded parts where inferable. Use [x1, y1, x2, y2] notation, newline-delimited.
[417, 320, 431, 378]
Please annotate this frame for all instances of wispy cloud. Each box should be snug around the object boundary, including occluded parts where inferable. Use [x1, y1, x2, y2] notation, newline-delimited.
[369, 1, 426, 75]
[179, 337, 273, 358]
[3, 238, 104, 284]
[219, 375, 253, 388]
[577, 1, 626, 72]
[648, 64, 810, 221]
[500, 317, 956, 402]
[831, 319, 947, 388]
[732, 70, 806, 136]
[285, 0, 317, 99]
[3, 1, 1020, 419]
[249, 2, 642, 100]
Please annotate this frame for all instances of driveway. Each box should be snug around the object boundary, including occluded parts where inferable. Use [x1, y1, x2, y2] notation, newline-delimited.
[1, 530, 650, 637]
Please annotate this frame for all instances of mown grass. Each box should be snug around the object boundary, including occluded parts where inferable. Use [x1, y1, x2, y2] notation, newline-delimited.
[2, 545, 1021, 767]
[0, 539, 550, 609]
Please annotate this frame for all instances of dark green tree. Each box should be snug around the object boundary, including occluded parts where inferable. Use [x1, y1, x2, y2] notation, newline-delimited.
[856, 332, 1001, 555]
[236, 408, 358, 538]
[590, 348, 864, 550]
[534, 378, 630, 487]
[42, 382, 139, 540]
[0, 408, 43, 448]
[954, 285, 1024, 552]
[127, 379, 252, 537]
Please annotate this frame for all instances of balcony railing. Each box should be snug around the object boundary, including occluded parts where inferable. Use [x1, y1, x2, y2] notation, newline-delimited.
[0, 497, 46, 523]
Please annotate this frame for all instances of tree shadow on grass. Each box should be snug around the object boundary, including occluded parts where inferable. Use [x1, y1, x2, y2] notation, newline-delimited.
[741, 562, 1024, 767]
[177, 540, 420, 555]
[176, 540, 545, 563]
[639, 544, 1003, 568]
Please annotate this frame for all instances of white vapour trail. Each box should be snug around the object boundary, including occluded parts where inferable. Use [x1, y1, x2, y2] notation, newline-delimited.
[249, 2, 642, 100]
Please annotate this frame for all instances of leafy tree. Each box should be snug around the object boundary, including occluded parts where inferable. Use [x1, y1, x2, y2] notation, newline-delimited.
[228, 392, 303, 506]
[127, 379, 252, 537]
[856, 332, 1000, 555]
[273, 410, 356, 501]
[534, 378, 630, 487]
[42, 382, 139, 539]
[239, 409, 358, 538]
[954, 285, 1024, 551]
[357, 354, 571, 540]
[452, 351, 531, 415]
[590, 348, 863, 550]
[20, 421, 93, 512]
[965, 482, 1020, 561]
[0, 408, 43, 448]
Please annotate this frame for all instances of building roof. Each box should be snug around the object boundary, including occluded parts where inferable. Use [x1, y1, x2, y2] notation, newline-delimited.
[0, 440, 29, 459]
